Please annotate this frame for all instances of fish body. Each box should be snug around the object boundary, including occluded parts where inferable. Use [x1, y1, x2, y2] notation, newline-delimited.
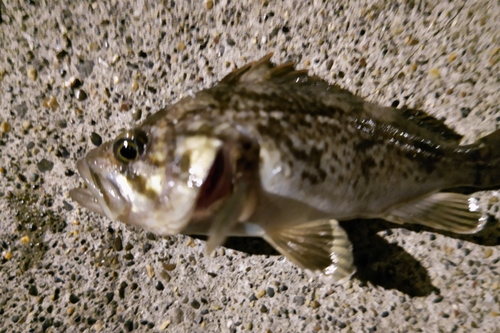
[71, 54, 500, 282]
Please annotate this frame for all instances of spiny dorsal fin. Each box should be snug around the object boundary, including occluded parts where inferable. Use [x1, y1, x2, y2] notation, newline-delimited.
[400, 107, 463, 142]
[220, 53, 323, 85]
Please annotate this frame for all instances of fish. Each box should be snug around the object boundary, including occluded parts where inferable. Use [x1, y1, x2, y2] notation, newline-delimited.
[70, 53, 500, 282]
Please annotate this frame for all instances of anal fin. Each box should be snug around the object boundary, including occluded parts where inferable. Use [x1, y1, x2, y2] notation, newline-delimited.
[384, 193, 487, 234]
[263, 219, 356, 283]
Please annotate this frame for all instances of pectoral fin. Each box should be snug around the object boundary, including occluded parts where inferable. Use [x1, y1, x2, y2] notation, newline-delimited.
[384, 193, 487, 234]
[205, 184, 248, 254]
[263, 219, 356, 283]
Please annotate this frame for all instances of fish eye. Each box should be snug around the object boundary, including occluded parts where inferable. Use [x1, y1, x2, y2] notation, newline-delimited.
[113, 130, 148, 163]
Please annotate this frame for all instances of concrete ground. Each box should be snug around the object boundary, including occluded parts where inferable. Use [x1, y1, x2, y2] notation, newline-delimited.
[1, 0, 499, 332]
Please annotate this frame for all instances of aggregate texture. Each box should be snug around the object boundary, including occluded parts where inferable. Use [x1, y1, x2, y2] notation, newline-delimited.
[0, 1, 499, 332]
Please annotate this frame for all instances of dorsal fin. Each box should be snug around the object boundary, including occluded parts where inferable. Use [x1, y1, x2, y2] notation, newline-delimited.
[220, 53, 324, 85]
[400, 107, 463, 142]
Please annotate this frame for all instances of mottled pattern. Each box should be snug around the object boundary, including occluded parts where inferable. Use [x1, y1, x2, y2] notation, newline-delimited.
[131, 59, 495, 220]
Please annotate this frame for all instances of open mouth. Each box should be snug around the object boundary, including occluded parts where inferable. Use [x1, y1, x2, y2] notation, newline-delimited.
[69, 158, 107, 216]
[194, 146, 234, 212]
[70, 158, 126, 220]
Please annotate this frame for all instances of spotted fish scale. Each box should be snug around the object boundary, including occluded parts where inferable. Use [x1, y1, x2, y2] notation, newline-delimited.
[71, 54, 500, 282]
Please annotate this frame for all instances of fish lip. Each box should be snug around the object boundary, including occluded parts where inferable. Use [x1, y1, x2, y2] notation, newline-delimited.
[71, 156, 125, 221]
[76, 158, 93, 188]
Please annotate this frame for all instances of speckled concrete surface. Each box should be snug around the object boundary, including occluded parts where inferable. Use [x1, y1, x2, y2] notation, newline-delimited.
[1, 1, 499, 332]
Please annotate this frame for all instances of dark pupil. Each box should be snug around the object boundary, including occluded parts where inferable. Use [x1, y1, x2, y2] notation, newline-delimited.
[119, 140, 137, 160]
[113, 130, 148, 163]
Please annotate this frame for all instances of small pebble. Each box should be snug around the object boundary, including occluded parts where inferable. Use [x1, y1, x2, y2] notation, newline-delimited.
[105, 292, 114, 304]
[171, 308, 183, 324]
[147, 265, 155, 278]
[408, 38, 419, 45]
[433, 295, 444, 303]
[89, 41, 99, 51]
[159, 270, 171, 283]
[37, 159, 54, 172]
[28, 285, 38, 296]
[114, 236, 123, 251]
[159, 319, 171, 329]
[22, 120, 31, 130]
[191, 299, 201, 309]
[256, 289, 266, 298]
[131, 81, 139, 92]
[162, 263, 176, 271]
[428, 68, 440, 79]
[4, 251, 13, 260]
[28, 173, 39, 182]
[120, 102, 131, 112]
[75, 89, 88, 101]
[205, 1, 213, 9]
[69, 293, 80, 304]
[90, 132, 103, 146]
[143, 242, 152, 252]
[294, 295, 305, 306]
[57, 119, 67, 128]
[27, 67, 37, 81]
[42, 96, 59, 111]
[177, 42, 186, 51]
[155, 281, 164, 291]
[266, 287, 275, 297]
[20, 235, 30, 244]
[325, 59, 334, 70]
[185, 238, 195, 247]
[1, 121, 11, 133]
[131, 108, 142, 121]
[65, 77, 83, 89]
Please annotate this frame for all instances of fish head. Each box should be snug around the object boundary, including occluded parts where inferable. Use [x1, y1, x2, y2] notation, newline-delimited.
[70, 122, 259, 236]
[70, 125, 222, 235]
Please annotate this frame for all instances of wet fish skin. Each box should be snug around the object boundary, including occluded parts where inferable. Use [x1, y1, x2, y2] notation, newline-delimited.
[71, 54, 500, 282]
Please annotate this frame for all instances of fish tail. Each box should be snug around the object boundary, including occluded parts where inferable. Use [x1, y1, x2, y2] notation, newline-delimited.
[470, 128, 500, 188]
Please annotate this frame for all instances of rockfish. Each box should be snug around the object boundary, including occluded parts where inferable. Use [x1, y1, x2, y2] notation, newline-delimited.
[70, 54, 500, 282]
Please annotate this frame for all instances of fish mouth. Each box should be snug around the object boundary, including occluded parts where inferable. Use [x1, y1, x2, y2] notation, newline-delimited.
[194, 146, 234, 213]
[70, 158, 125, 220]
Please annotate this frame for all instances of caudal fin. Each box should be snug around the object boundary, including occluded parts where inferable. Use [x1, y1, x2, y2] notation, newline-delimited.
[472, 129, 500, 187]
